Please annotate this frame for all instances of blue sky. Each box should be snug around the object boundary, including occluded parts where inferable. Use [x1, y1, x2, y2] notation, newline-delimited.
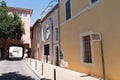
[5, 0, 51, 26]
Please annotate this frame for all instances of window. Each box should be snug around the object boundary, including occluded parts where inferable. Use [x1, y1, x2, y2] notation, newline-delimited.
[91, 0, 99, 4]
[65, 0, 71, 20]
[83, 35, 92, 63]
[23, 13, 27, 17]
[55, 28, 59, 41]
[80, 32, 93, 64]
[60, 49, 64, 59]
[90, 0, 102, 5]
[41, 28, 44, 41]
[46, 24, 50, 40]
[44, 44, 49, 55]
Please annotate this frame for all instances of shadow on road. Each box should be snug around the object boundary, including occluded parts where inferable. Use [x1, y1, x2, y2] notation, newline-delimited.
[0, 72, 38, 80]
[8, 57, 23, 61]
[0, 57, 23, 61]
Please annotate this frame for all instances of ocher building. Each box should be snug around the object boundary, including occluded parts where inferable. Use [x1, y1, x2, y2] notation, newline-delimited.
[59, 0, 120, 80]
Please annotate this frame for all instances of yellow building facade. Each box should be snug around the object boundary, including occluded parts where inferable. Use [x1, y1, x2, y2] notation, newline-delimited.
[60, 0, 120, 80]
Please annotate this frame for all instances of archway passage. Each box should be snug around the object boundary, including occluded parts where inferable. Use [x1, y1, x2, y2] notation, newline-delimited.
[0, 38, 31, 60]
[9, 46, 24, 60]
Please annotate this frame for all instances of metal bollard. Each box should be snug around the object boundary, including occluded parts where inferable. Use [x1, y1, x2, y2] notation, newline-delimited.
[30, 59, 31, 65]
[54, 69, 56, 80]
[35, 61, 37, 70]
[41, 63, 43, 75]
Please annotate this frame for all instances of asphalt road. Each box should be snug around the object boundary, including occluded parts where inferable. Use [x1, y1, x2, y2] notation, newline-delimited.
[0, 60, 40, 80]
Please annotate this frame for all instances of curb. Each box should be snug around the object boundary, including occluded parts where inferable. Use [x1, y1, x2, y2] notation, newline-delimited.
[23, 60, 42, 80]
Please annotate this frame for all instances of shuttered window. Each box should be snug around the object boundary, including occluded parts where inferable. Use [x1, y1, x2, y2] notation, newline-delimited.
[91, 0, 99, 4]
[65, 0, 71, 20]
[55, 28, 59, 41]
[44, 44, 49, 55]
[41, 28, 44, 41]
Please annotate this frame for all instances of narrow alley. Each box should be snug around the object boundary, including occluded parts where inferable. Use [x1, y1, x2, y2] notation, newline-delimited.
[0, 0, 120, 79]
[0, 60, 40, 80]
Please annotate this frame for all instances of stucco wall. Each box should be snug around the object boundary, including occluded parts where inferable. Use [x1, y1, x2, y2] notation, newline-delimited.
[8, 10, 31, 47]
[41, 7, 58, 63]
[32, 24, 41, 60]
[60, 0, 120, 80]
[21, 14, 31, 46]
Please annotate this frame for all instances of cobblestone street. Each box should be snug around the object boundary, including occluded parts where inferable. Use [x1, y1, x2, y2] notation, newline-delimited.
[0, 60, 40, 80]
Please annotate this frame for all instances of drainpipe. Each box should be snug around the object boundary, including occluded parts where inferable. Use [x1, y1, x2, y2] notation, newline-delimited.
[49, 18, 54, 64]
[58, 0, 61, 66]
[100, 33, 106, 80]
[39, 23, 43, 61]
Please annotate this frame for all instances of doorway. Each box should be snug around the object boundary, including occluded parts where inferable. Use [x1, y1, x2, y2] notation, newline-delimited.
[55, 46, 59, 66]
[44, 44, 50, 63]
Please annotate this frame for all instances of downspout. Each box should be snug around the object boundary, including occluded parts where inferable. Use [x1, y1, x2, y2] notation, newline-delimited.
[49, 18, 54, 64]
[39, 23, 42, 61]
[100, 33, 106, 80]
[40, 23, 45, 62]
[58, 0, 61, 65]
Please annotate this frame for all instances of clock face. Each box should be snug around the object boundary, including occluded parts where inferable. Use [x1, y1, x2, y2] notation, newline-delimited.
[46, 24, 50, 40]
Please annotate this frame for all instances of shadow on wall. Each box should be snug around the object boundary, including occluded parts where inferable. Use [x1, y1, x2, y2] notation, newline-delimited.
[0, 72, 37, 80]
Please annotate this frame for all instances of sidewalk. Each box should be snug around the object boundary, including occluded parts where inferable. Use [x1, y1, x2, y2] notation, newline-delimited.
[24, 58, 102, 80]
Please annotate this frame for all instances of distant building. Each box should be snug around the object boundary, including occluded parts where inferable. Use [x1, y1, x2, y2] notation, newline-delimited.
[31, 19, 41, 60]
[31, 4, 61, 66]
[59, 0, 120, 80]
[8, 7, 32, 57]
[8, 7, 32, 48]
[0, 7, 32, 59]
[40, 4, 60, 65]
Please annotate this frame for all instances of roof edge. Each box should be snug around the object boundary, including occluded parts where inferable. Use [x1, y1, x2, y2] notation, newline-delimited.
[8, 6, 33, 15]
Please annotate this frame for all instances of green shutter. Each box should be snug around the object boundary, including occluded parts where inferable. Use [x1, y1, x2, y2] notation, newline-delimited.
[66, 0, 71, 20]
[91, 0, 98, 4]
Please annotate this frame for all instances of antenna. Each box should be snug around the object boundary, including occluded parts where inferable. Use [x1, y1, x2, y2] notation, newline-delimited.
[40, 0, 58, 19]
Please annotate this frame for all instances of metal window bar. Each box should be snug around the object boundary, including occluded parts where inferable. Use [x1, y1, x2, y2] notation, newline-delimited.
[83, 35, 92, 63]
